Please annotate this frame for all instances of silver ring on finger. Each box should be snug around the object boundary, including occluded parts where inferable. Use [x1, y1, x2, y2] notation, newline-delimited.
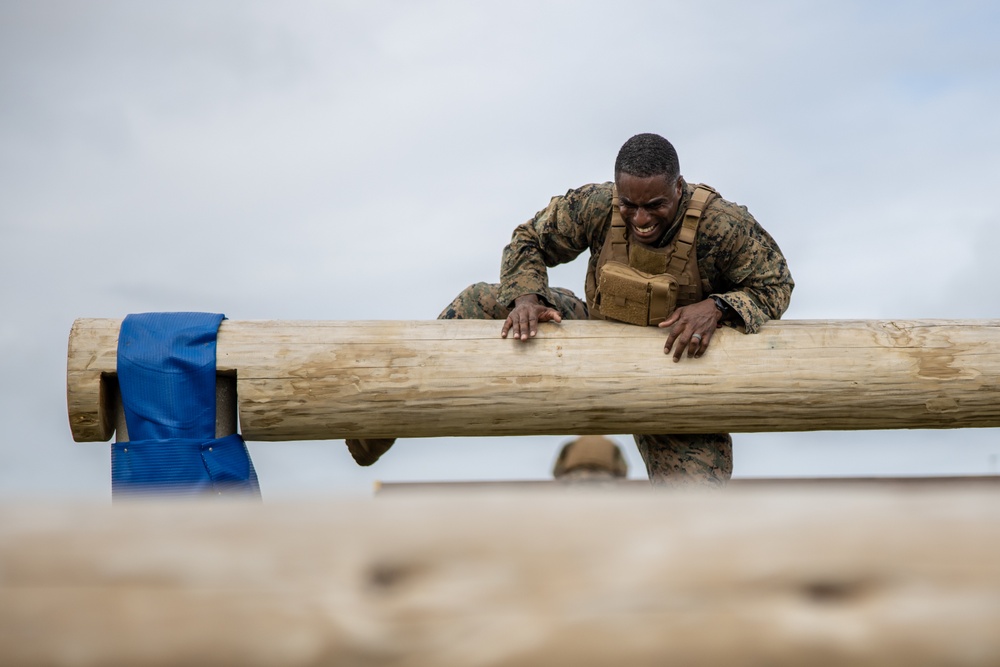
[691, 333, 703, 342]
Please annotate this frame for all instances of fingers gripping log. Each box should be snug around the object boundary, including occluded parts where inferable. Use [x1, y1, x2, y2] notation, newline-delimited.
[67, 318, 1000, 442]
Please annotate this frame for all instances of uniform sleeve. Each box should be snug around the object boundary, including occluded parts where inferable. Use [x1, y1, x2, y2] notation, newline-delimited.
[699, 201, 794, 334]
[498, 183, 612, 308]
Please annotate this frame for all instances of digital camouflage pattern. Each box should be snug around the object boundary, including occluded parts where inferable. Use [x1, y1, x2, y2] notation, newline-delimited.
[439, 283, 588, 320]
[443, 178, 792, 487]
[498, 178, 793, 334]
[349, 179, 788, 477]
[633, 433, 733, 488]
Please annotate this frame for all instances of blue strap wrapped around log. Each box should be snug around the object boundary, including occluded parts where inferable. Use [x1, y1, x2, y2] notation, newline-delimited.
[113, 312, 260, 497]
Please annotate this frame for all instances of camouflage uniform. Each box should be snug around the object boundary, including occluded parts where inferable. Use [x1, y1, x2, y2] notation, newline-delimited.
[441, 179, 793, 488]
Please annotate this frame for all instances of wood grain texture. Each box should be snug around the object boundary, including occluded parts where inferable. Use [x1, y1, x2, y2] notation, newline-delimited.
[66, 318, 1000, 442]
[2, 488, 1000, 666]
[66, 319, 117, 441]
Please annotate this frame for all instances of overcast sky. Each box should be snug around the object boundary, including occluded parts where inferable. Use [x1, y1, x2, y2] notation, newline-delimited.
[2, 1, 999, 499]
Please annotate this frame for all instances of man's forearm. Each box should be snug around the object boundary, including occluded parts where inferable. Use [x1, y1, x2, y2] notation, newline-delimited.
[499, 239, 552, 307]
[722, 283, 793, 334]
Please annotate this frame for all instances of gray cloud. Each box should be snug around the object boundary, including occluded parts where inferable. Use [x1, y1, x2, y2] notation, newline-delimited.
[2, 1, 999, 498]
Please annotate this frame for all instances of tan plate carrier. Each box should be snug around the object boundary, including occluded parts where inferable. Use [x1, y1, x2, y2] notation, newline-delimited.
[593, 184, 716, 326]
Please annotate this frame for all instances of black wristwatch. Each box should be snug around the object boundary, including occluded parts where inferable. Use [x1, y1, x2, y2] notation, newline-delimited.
[711, 295, 732, 319]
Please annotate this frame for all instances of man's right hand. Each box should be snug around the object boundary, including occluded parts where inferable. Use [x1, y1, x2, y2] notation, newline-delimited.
[501, 294, 562, 341]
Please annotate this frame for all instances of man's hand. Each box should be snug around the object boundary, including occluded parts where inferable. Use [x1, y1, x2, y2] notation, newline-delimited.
[658, 298, 723, 362]
[501, 294, 563, 341]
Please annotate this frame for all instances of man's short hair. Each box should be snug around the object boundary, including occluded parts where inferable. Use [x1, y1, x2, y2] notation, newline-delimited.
[614, 133, 680, 181]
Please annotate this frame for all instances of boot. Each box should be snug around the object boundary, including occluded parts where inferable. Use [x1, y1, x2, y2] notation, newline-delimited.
[345, 438, 396, 466]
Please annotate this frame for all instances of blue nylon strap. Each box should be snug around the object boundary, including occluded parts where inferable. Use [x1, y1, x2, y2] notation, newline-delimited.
[118, 312, 225, 440]
[112, 434, 259, 496]
[114, 312, 260, 497]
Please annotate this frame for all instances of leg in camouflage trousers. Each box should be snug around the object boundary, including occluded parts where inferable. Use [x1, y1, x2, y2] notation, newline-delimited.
[440, 283, 734, 487]
[634, 433, 733, 488]
[438, 282, 589, 320]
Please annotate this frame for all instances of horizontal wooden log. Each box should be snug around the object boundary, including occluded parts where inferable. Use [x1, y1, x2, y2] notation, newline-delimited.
[67, 318, 1000, 442]
[3, 487, 1000, 666]
[374, 475, 1000, 494]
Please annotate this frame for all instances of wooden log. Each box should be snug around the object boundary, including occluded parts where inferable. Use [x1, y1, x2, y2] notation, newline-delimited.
[67, 318, 1000, 442]
[2, 487, 1000, 666]
[373, 475, 1000, 494]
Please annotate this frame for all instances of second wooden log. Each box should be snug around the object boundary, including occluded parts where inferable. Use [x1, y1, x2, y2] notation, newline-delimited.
[3, 487, 1000, 666]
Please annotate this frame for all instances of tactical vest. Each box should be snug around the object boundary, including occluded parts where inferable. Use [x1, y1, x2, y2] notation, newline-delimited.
[584, 183, 717, 325]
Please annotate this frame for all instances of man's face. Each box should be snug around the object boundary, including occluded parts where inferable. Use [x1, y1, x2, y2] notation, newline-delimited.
[615, 172, 683, 246]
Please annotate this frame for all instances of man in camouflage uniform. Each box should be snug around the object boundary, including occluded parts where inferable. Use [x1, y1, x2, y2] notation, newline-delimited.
[348, 133, 793, 487]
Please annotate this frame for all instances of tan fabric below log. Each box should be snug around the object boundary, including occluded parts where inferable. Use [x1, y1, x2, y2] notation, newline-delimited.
[2, 488, 1000, 666]
[66, 318, 1000, 442]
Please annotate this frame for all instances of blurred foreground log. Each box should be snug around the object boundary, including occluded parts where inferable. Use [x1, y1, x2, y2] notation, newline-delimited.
[3, 487, 1000, 666]
[68, 318, 1000, 442]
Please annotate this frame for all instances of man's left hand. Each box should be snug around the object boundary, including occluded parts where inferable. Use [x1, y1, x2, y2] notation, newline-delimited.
[658, 299, 723, 362]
